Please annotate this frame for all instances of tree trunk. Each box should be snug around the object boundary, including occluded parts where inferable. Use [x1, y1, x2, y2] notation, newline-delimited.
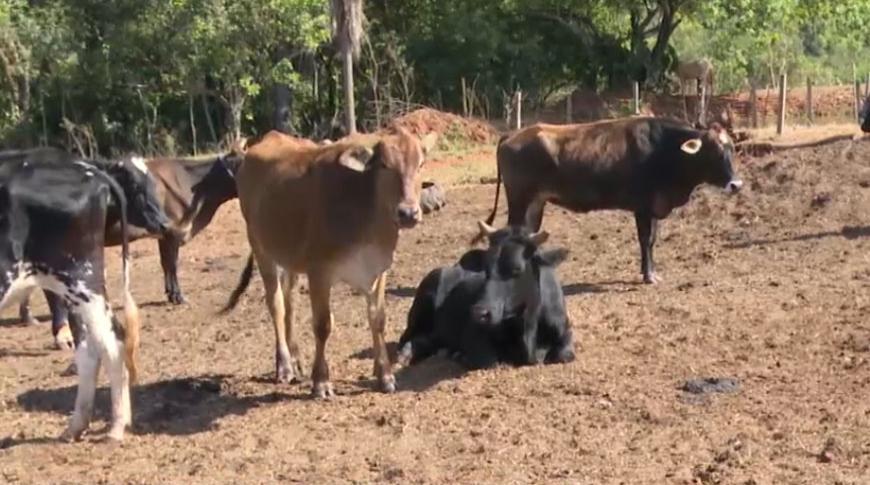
[341, 48, 356, 135]
[201, 92, 218, 144]
[645, 10, 678, 87]
[188, 93, 197, 155]
[272, 46, 294, 133]
[272, 83, 293, 133]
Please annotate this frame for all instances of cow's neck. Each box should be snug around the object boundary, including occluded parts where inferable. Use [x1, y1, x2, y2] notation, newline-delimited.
[180, 157, 234, 240]
[330, 171, 401, 291]
[181, 158, 217, 184]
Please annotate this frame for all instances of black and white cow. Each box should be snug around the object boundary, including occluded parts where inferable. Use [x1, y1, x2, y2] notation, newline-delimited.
[16, 151, 241, 354]
[0, 158, 142, 441]
[398, 222, 575, 370]
[0, 147, 170, 349]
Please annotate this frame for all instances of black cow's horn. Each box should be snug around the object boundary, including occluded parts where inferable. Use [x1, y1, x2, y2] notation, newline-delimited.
[477, 220, 497, 237]
[529, 230, 550, 246]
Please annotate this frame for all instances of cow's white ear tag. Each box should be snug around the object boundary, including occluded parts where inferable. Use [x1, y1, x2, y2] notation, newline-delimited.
[681, 138, 702, 155]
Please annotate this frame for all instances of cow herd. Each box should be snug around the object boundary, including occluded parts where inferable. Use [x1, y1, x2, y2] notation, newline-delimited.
[0, 105, 868, 443]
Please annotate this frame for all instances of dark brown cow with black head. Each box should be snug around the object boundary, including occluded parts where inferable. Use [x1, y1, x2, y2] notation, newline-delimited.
[481, 116, 742, 284]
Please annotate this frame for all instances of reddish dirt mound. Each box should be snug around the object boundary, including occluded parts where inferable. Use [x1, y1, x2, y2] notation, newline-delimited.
[388, 108, 498, 144]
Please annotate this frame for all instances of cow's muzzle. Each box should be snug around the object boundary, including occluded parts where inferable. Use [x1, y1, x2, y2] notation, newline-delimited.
[470, 305, 493, 325]
[396, 206, 421, 229]
[725, 179, 743, 194]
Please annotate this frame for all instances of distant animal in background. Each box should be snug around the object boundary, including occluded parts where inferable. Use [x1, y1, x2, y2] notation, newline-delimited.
[676, 58, 714, 97]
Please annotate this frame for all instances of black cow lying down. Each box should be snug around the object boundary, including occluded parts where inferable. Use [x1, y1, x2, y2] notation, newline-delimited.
[398, 222, 574, 369]
[0, 158, 141, 441]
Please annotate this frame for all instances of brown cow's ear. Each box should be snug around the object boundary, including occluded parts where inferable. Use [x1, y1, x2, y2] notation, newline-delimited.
[338, 146, 374, 172]
[529, 230, 549, 246]
[680, 138, 703, 155]
[421, 132, 439, 155]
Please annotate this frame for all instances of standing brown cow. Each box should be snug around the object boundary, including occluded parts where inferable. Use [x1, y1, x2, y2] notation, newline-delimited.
[482, 117, 742, 284]
[221, 128, 434, 397]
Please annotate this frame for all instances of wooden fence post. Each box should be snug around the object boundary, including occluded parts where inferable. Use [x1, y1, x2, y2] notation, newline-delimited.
[633, 81, 640, 115]
[698, 84, 707, 125]
[461, 77, 468, 118]
[806, 77, 813, 125]
[515, 89, 522, 130]
[776, 73, 787, 136]
[566, 92, 572, 123]
[749, 81, 758, 129]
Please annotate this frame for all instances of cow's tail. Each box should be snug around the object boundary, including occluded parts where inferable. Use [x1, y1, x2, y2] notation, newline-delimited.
[99, 172, 140, 384]
[471, 133, 508, 245]
[219, 253, 255, 315]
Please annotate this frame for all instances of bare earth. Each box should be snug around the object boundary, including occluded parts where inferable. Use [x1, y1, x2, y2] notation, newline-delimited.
[2, 138, 870, 484]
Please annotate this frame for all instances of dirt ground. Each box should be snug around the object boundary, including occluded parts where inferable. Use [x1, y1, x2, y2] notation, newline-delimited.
[3, 135, 870, 484]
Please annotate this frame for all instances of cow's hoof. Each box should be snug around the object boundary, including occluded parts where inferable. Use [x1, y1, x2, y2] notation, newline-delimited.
[23, 316, 40, 326]
[60, 362, 78, 377]
[379, 374, 397, 393]
[276, 362, 303, 384]
[167, 292, 186, 305]
[60, 425, 86, 442]
[106, 423, 126, 442]
[642, 273, 662, 284]
[312, 381, 335, 400]
[54, 325, 75, 350]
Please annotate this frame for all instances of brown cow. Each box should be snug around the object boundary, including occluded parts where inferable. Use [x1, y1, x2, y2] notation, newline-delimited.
[482, 117, 742, 284]
[221, 128, 434, 398]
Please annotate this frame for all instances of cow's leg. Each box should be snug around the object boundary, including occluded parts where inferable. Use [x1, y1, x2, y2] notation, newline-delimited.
[45, 291, 74, 350]
[459, 325, 500, 370]
[158, 238, 185, 304]
[65, 295, 131, 441]
[635, 212, 660, 284]
[524, 198, 546, 232]
[105, 314, 132, 441]
[366, 272, 395, 393]
[280, 270, 303, 382]
[61, 338, 100, 441]
[308, 272, 334, 399]
[505, 187, 535, 228]
[397, 335, 439, 366]
[253, 251, 291, 383]
[60, 311, 84, 377]
[18, 293, 38, 325]
[546, 326, 576, 364]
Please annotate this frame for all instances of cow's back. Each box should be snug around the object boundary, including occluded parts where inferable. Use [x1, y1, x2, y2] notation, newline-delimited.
[498, 119, 655, 212]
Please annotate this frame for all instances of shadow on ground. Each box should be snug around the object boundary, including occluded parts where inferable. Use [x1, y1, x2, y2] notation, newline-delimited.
[15, 374, 292, 440]
[724, 225, 870, 249]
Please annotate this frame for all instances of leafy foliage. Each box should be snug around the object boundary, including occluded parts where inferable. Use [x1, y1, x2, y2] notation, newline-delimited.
[1, 0, 868, 154]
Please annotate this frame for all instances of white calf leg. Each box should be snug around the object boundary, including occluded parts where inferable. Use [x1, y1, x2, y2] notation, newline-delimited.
[61, 340, 100, 441]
